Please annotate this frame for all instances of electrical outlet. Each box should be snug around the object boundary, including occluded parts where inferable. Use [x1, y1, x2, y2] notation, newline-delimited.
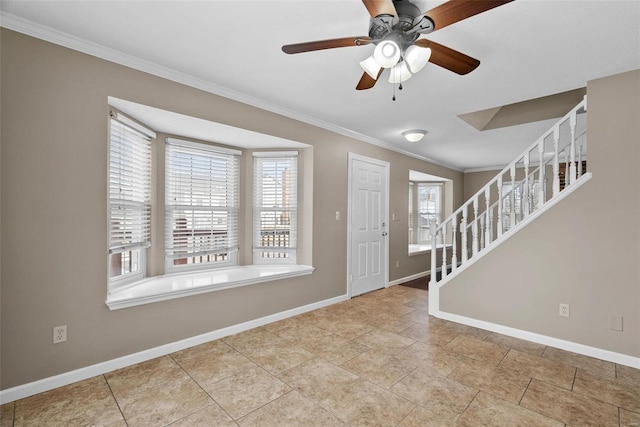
[53, 325, 67, 344]
[395, 260, 400, 268]
[335, 211, 340, 221]
[559, 303, 570, 318]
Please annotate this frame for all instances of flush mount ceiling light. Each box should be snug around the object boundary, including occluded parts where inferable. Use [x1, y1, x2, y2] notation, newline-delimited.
[402, 129, 427, 142]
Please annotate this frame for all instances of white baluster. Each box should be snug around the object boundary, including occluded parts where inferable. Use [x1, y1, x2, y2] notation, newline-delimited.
[496, 176, 503, 239]
[430, 220, 437, 286]
[479, 215, 485, 250]
[487, 210, 494, 244]
[509, 165, 516, 229]
[461, 206, 468, 263]
[569, 111, 577, 185]
[552, 126, 560, 197]
[472, 197, 479, 255]
[578, 138, 583, 176]
[451, 213, 458, 272]
[564, 145, 569, 191]
[484, 187, 491, 245]
[538, 140, 545, 208]
[441, 221, 447, 279]
[523, 151, 530, 218]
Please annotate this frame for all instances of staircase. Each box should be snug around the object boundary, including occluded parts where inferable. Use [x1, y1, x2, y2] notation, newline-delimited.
[429, 96, 591, 314]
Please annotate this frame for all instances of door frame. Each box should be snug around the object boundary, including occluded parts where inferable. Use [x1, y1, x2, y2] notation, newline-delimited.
[346, 152, 390, 298]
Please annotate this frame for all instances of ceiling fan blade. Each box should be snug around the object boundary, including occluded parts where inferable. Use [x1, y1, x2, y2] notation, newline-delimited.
[362, 0, 397, 18]
[415, 39, 480, 75]
[425, 0, 513, 32]
[356, 69, 384, 90]
[282, 36, 372, 54]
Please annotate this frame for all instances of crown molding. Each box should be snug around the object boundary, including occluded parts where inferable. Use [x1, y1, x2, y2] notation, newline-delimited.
[0, 12, 463, 172]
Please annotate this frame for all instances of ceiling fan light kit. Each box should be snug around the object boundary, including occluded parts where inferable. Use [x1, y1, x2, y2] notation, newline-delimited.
[388, 61, 412, 84]
[373, 39, 401, 68]
[404, 45, 431, 74]
[282, 0, 513, 91]
[359, 56, 382, 79]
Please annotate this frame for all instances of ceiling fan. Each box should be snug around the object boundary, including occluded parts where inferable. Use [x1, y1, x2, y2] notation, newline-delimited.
[282, 0, 513, 90]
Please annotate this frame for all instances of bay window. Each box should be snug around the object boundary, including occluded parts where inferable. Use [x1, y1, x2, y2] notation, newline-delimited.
[108, 111, 154, 284]
[165, 138, 240, 271]
[253, 152, 298, 264]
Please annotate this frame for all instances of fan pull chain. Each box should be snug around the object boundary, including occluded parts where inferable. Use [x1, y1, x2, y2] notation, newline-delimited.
[391, 76, 396, 101]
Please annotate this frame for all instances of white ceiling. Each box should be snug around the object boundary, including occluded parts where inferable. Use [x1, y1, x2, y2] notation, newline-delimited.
[2, 0, 639, 171]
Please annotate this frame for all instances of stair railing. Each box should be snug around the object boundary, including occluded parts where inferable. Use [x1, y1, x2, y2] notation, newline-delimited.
[430, 97, 588, 290]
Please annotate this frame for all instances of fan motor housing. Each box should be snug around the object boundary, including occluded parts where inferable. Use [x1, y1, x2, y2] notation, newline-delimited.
[368, 0, 433, 48]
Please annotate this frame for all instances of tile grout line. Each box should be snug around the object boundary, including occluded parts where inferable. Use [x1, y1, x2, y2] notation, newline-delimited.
[517, 377, 533, 405]
[167, 351, 239, 424]
[102, 374, 130, 427]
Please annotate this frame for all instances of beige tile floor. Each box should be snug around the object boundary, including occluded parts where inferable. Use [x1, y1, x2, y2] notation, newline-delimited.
[3, 285, 640, 426]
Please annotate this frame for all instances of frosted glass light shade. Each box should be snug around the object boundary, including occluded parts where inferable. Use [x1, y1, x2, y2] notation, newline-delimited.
[402, 130, 426, 142]
[359, 56, 382, 79]
[373, 40, 401, 68]
[388, 61, 412, 83]
[405, 45, 432, 74]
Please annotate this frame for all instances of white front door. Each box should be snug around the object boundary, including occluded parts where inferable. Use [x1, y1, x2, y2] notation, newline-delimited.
[348, 154, 389, 297]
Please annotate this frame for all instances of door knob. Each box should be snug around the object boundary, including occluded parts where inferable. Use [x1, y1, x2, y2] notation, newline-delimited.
[382, 231, 388, 237]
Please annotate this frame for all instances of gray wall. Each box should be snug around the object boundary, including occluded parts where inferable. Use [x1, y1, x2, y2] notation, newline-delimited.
[0, 30, 463, 389]
[442, 69, 640, 358]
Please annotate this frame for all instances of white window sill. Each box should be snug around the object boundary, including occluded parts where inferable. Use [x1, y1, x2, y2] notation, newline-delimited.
[106, 264, 315, 310]
[408, 243, 452, 256]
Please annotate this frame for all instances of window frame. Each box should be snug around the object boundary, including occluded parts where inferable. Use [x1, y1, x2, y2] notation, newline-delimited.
[107, 111, 154, 288]
[164, 138, 241, 273]
[415, 182, 444, 244]
[252, 151, 298, 265]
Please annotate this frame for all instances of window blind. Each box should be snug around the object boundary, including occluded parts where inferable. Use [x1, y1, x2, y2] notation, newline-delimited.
[165, 139, 240, 268]
[253, 152, 298, 264]
[417, 183, 443, 243]
[408, 182, 414, 243]
[108, 113, 153, 255]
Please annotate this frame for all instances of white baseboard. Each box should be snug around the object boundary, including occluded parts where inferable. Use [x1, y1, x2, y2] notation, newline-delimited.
[388, 266, 449, 287]
[432, 309, 640, 369]
[0, 294, 349, 404]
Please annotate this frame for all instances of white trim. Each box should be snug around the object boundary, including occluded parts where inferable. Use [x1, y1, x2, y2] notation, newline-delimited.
[347, 153, 390, 298]
[106, 265, 314, 310]
[388, 270, 430, 287]
[408, 243, 452, 256]
[464, 165, 506, 173]
[0, 292, 349, 404]
[0, 12, 463, 172]
[252, 151, 298, 158]
[165, 137, 242, 156]
[388, 264, 448, 287]
[110, 111, 156, 139]
[430, 310, 640, 369]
